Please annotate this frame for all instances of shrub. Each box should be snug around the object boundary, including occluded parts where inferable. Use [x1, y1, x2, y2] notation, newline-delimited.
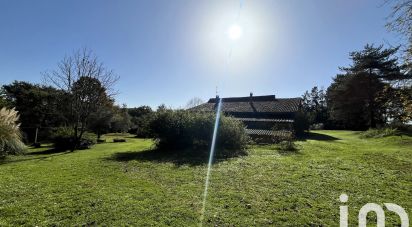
[52, 127, 96, 150]
[278, 141, 298, 152]
[150, 110, 249, 157]
[272, 130, 295, 144]
[97, 139, 106, 143]
[113, 138, 126, 143]
[388, 122, 412, 133]
[293, 111, 309, 136]
[309, 123, 324, 130]
[133, 113, 155, 138]
[0, 107, 26, 157]
[360, 127, 400, 138]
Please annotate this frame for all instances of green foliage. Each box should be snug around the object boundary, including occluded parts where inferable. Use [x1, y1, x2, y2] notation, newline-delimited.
[128, 106, 154, 137]
[328, 73, 385, 129]
[360, 127, 400, 138]
[388, 121, 412, 133]
[302, 86, 328, 125]
[327, 44, 404, 130]
[2, 81, 67, 142]
[273, 131, 295, 143]
[0, 87, 10, 108]
[278, 140, 298, 152]
[379, 85, 412, 123]
[88, 105, 114, 139]
[0, 107, 26, 157]
[150, 110, 249, 156]
[110, 105, 132, 133]
[52, 127, 96, 151]
[43, 49, 117, 150]
[293, 111, 309, 136]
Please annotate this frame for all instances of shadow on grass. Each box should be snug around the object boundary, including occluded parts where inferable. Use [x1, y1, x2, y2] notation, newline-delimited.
[0, 150, 70, 165]
[106, 149, 246, 166]
[298, 132, 340, 141]
[29, 148, 68, 155]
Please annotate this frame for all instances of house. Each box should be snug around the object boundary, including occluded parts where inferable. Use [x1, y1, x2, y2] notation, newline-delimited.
[190, 93, 302, 139]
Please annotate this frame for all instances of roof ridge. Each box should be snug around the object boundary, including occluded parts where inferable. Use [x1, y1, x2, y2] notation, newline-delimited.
[207, 95, 301, 103]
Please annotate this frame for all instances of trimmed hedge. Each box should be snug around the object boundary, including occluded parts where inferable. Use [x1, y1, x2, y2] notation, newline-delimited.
[149, 110, 249, 156]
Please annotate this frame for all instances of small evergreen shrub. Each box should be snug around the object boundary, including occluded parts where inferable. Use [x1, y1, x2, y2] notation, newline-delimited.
[360, 127, 400, 138]
[150, 110, 249, 157]
[0, 107, 26, 157]
[278, 141, 298, 152]
[52, 127, 96, 150]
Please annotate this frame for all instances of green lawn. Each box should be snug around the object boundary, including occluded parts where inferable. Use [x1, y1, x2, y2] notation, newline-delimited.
[0, 131, 411, 226]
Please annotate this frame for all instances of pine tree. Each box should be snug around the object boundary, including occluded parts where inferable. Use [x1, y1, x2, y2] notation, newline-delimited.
[327, 44, 404, 129]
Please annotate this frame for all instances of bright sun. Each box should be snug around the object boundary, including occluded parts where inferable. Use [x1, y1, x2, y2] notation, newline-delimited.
[227, 24, 242, 40]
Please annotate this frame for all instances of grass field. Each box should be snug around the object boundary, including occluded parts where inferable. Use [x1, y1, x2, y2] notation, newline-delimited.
[0, 131, 411, 226]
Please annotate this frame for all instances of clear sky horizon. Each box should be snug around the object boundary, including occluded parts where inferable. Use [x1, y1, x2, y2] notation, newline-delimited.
[0, 0, 402, 108]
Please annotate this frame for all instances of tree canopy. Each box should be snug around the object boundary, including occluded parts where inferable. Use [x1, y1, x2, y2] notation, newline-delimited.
[327, 44, 410, 129]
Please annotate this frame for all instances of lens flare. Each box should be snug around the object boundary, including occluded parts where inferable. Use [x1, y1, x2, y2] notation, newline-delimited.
[199, 98, 222, 225]
[227, 24, 243, 40]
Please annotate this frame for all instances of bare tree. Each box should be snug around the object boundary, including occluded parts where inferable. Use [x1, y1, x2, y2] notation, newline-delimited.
[185, 97, 204, 109]
[386, 0, 412, 62]
[43, 48, 118, 151]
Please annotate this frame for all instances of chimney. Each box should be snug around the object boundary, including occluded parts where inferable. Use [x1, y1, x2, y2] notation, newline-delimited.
[214, 95, 220, 109]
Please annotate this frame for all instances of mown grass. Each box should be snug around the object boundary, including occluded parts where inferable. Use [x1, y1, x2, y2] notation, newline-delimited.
[0, 131, 410, 226]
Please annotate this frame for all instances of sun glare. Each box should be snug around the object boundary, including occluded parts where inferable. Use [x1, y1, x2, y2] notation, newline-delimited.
[227, 24, 242, 40]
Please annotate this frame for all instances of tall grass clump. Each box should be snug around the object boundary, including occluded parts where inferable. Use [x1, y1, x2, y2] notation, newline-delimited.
[360, 127, 400, 138]
[149, 110, 249, 157]
[0, 107, 26, 157]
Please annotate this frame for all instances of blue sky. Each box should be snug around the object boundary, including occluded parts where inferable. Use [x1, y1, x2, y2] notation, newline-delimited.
[0, 0, 401, 108]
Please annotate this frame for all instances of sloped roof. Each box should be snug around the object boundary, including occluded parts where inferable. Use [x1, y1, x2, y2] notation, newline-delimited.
[190, 95, 301, 113]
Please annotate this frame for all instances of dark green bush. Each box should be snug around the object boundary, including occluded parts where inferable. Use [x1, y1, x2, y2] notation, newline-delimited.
[52, 127, 96, 150]
[388, 122, 412, 133]
[134, 114, 155, 138]
[278, 140, 298, 152]
[293, 111, 309, 136]
[149, 110, 249, 156]
[113, 138, 126, 143]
